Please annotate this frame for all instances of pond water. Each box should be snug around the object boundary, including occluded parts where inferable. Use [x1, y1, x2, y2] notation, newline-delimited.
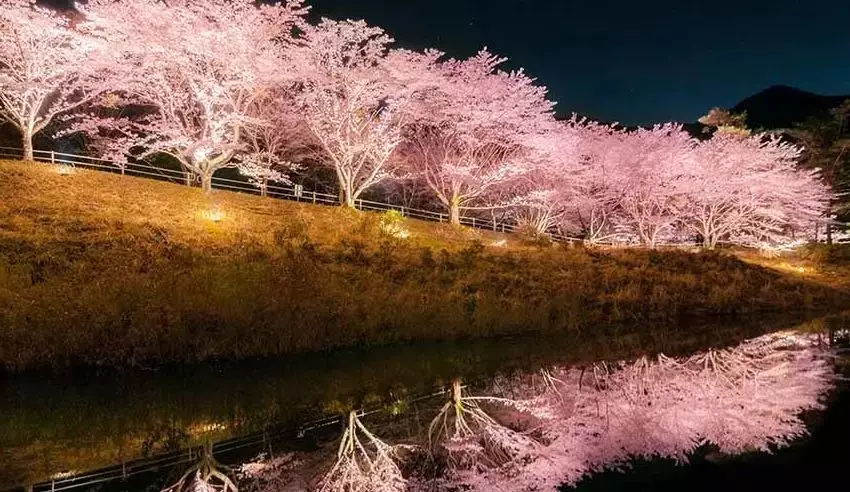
[0, 312, 847, 491]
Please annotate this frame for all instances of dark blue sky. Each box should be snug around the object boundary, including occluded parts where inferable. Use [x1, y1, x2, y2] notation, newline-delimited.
[307, 0, 850, 125]
[50, 0, 850, 125]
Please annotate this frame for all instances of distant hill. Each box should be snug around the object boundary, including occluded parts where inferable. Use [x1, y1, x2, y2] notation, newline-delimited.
[731, 85, 850, 130]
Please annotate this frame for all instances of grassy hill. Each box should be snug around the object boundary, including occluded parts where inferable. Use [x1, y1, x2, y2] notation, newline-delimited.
[0, 159, 846, 371]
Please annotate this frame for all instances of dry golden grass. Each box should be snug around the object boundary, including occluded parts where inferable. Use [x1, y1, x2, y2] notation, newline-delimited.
[0, 159, 847, 371]
[0, 160, 517, 253]
[731, 244, 850, 294]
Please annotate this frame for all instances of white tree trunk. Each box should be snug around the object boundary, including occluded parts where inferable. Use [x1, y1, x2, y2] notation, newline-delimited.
[200, 173, 213, 193]
[448, 197, 461, 225]
[22, 130, 34, 161]
[340, 177, 356, 208]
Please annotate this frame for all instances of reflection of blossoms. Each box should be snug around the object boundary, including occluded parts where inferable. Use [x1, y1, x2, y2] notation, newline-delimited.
[161, 444, 238, 492]
[427, 378, 544, 480]
[460, 331, 834, 490]
[239, 332, 834, 491]
[238, 453, 302, 491]
[317, 411, 410, 492]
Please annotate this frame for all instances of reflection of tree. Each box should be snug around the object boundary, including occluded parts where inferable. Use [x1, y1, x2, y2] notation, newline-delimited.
[7, 314, 812, 487]
[427, 378, 542, 473]
[446, 331, 834, 490]
[234, 331, 833, 491]
[317, 411, 410, 492]
[162, 443, 237, 492]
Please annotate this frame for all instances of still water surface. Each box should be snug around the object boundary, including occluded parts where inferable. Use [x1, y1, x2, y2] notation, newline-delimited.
[1, 312, 847, 491]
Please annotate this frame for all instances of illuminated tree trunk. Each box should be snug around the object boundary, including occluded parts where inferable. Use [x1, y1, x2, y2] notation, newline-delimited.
[340, 173, 358, 208]
[22, 129, 34, 161]
[342, 188, 356, 208]
[200, 173, 213, 193]
[449, 197, 461, 225]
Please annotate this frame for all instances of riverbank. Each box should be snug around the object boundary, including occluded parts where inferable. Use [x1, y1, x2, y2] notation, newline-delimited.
[0, 159, 847, 371]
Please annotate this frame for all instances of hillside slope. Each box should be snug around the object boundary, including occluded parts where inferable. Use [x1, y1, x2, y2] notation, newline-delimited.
[0, 160, 846, 371]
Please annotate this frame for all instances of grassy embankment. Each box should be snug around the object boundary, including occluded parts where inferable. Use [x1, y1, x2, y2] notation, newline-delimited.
[0, 159, 847, 371]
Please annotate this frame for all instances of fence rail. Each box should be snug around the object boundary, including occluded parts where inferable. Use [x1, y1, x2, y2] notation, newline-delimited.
[1, 146, 785, 248]
[0, 146, 547, 238]
[9, 370, 511, 492]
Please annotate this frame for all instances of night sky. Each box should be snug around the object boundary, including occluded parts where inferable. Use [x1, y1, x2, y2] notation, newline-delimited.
[48, 0, 850, 125]
[305, 0, 850, 125]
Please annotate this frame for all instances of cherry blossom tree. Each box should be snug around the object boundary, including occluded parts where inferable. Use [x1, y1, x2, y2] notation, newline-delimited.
[510, 117, 618, 237]
[499, 117, 829, 248]
[69, 0, 308, 192]
[698, 107, 749, 134]
[296, 19, 439, 207]
[400, 49, 556, 225]
[557, 123, 633, 243]
[237, 91, 313, 195]
[612, 124, 697, 247]
[679, 130, 831, 248]
[0, 0, 109, 160]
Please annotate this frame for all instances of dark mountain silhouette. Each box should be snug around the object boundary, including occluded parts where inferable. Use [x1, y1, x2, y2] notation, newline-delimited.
[731, 85, 850, 130]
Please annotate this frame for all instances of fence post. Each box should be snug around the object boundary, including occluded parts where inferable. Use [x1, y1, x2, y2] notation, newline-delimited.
[401, 205, 405, 217]
[357, 198, 362, 210]
[312, 190, 316, 204]
[472, 217, 476, 228]
[50, 151, 55, 165]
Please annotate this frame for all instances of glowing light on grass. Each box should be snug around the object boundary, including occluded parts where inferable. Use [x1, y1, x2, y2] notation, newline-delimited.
[756, 239, 807, 258]
[776, 262, 809, 274]
[188, 421, 228, 436]
[491, 239, 508, 247]
[56, 164, 75, 175]
[202, 207, 224, 223]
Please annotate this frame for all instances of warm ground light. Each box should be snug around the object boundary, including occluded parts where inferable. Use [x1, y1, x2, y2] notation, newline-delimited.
[0, 159, 847, 372]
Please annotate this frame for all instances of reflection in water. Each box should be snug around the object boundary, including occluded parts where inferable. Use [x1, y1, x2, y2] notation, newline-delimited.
[237, 331, 835, 491]
[316, 411, 408, 492]
[426, 378, 545, 476]
[161, 443, 237, 492]
[4, 313, 817, 489]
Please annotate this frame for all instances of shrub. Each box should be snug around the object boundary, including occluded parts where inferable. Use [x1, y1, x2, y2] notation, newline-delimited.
[379, 209, 409, 239]
[515, 222, 552, 247]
